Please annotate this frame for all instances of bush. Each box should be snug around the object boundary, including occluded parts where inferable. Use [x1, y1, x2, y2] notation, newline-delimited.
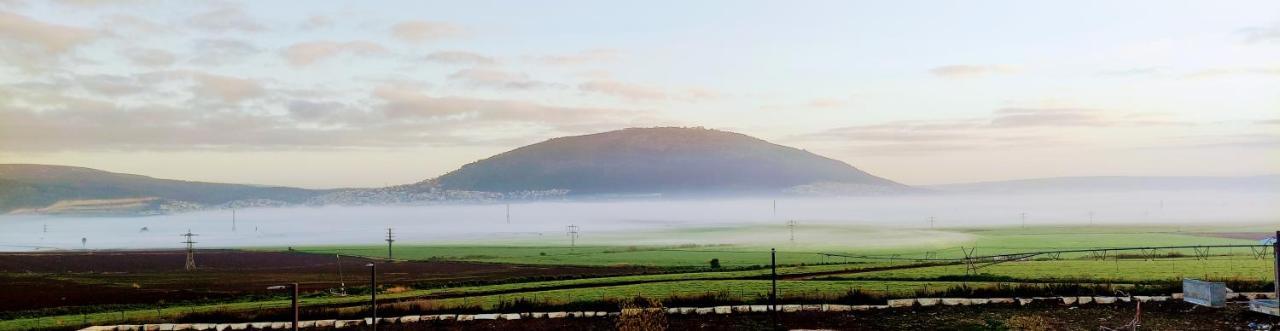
[709, 258, 721, 269]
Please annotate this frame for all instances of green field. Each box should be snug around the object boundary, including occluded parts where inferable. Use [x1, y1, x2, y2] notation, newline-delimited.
[5, 224, 1275, 331]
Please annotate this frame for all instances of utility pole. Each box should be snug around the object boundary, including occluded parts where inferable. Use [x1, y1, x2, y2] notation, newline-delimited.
[1020, 212, 1027, 229]
[81, 237, 86, 250]
[336, 254, 346, 295]
[181, 230, 198, 271]
[567, 225, 580, 249]
[1273, 230, 1278, 305]
[506, 204, 510, 224]
[1089, 211, 1094, 226]
[772, 200, 777, 219]
[786, 220, 797, 244]
[267, 284, 299, 331]
[930, 216, 936, 229]
[367, 263, 377, 331]
[770, 248, 777, 326]
[385, 228, 394, 260]
[43, 223, 47, 234]
[232, 208, 237, 232]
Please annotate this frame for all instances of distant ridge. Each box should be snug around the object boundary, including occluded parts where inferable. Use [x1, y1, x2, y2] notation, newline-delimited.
[0, 164, 326, 213]
[927, 175, 1280, 193]
[420, 127, 909, 195]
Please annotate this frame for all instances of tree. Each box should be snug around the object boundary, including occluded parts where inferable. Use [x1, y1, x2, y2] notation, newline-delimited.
[709, 258, 721, 269]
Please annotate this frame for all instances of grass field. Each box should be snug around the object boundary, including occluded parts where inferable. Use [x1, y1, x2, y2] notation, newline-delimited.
[3, 223, 1276, 330]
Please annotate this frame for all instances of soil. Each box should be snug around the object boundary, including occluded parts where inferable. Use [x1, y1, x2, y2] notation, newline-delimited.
[0, 250, 656, 312]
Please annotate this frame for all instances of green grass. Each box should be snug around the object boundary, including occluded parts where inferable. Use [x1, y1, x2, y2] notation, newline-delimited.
[840, 258, 1274, 282]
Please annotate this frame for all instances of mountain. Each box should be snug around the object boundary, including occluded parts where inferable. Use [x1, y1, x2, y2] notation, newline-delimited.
[0, 164, 326, 213]
[927, 175, 1280, 194]
[420, 127, 909, 196]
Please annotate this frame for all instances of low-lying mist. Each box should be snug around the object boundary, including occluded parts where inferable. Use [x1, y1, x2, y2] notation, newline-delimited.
[0, 190, 1275, 251]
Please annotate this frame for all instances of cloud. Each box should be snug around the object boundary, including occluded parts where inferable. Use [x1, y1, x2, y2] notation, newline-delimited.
[808, 98, 847, 109]
[77, 74, 146, 96]
[0, 11, 97, 52]
[447, 68, 553, 90]
[791, 108, 1197, 155]
[1258, 119, 1280, 125]
[1183, 67, 1280, 79]
[187, 7, 265, 33]
[373, 84, 632, 124]
[282, 40, 387, 66]
[190, 38, 259, 65]
[121, 48, 176, 67]
[531, 49, 620, 65]
[929, 64, 1019, 78]
[578, 79, 665, 100]
[191, 72, 264, 103]
[299, 15, 334, 30]
[423, 51, 496, 65]
[390, 20, 465, 43]
[51, 0, 140, 7]
[1238, 25, 1280, 44]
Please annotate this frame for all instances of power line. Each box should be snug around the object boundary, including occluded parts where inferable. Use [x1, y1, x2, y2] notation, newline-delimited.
[181, 230, 198, 271]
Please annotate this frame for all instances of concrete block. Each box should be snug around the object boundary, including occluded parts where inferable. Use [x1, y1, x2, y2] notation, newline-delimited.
[457, 315, 476, 321]
[227, 324, 249, 331]
[268, 322, 287, 329]
[530, 312, 546, 319]
[678, 307, 696, 315]
[172, 324, 193, 331]
[547, 312, 567, 319]
[989, 298, 1015, 304]
[313, 320, 335, 328]
[1117, 296, 1132, 303]
[248, 323, 271, 330]
[801, 304, 822, 311]
[917, 298, 940, 307]
[1172, 293, 1183, 300]
[143, 324, 162, 331]
[1150, 296, 1170, 302]
[1060, 297, 1078, 305]
[941, 298, 970, 306]
[694, 308, 714, 315]
[714, 306, 732, 314]
[119, 326, 141, 331]
[190, 324, 215, 330]
[158, 324, 176, 331]
[887, 299, 915, 308]
[474, 314, 498, 320]
[969, 298, 990, 305]
[595, 311, 608, 317]
[437, 314, 456, 321]
[399, 316, 420, 323]
[851, 305, 872, 311]
[824, 304, 852, 312]
[1094, 297, 1116, 304]
[1017, 298, 1034, 306]
[781, 304, 801, 313]
[1077, 296, 1093, 304]
[749, 305, 770, 313]
[732, 305, 751, 313]
[499, 314, 521, 320]
[607, 312, 620, 317]
[297, 321, 315, 328]
[1134, 296, 1151, 302]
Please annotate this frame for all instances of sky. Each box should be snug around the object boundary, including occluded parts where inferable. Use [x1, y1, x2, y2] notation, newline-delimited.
[0, 0, 1277, 188]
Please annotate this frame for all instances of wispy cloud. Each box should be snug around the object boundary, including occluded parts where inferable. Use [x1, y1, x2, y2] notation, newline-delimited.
[929, 64, 1019, 78]
[423, 51, 496, 65]
[390, 20, 466, 43]
[282, 40, 387, 66]
[447, 68, 555, 90]
[531, 49, 621, 66]
[0, 10, 98, 69]
[1238, 25, 1280, 44]
[187, 7, 264, 33]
